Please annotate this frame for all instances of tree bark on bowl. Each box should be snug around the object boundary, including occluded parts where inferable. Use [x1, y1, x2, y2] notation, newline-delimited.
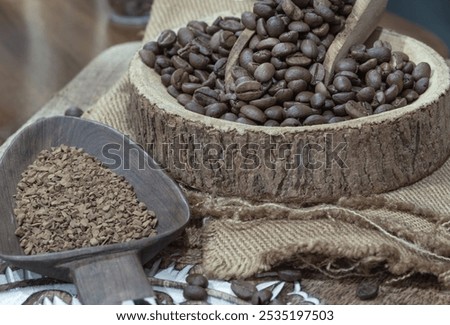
[128, 28, 450, 204]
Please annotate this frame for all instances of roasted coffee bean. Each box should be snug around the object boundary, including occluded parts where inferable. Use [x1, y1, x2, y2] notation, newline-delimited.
[139, 49, 156, 68]
[265, 106, 285, 121]
[296, 91, 314, 103]
[358, 58, 378, 74]
[275, 88, 294, 102]
[172, 56, 193, 73]
[220, 31, 237, 50]
[305, 31, 321, 45]
[316, 44, 326, 63]
[379, 62, 393, 79]
[300, 39, 319, 59]
[403, 74, 414, 89]
[412, 62, 431, 81]
[312, 23, 330, 37]
[292, 0, 310, 8]
[157, 29, 177, 48]
[288, 80, 308, 93]
[254, 2, 275, 19]
[322, 109, 335, 120]
[357, 87, 375, 102]
[187, 20, 208, 33]
[403, 61, 415, 74]
[281, 0, 304, 20]
[240, 48, 254, 68]
[264, 120, 281, 126]
[332, 92, 355, 104]
[236, 80, 263, 101]
[167, 85, 180, 98]
[372, 90, 386, 106]
[367, 46, 391, 63]
[185, 101, 206, 115]
[266, 16, 286, 38]
[256, 18, 268, 37]
[236, 117, 258, 125]
[253, 50, 272, 63]
[256, 37, 280, 50]
[332, 104, 347, 116]
[279, 31, 299, 43]
[356, 279, 379, 301]
[183, 285, 207, 301]
[392, 97, 408, 108]
[286, 103, 314, 119]
[324, 99, 334, 110]
[310, 92, 326, 109]
[288, 21, 310, 33]
[171, 69, 189, 90]
[205, 103, 228, 118]
[160, 67, 175, 76]
[64, 106, 84, 117]
[213, 58, 227, 78]
[386, 73, 403, 89]
[251, 289, 273, 305]
[281, 118, 301, 127]
[286, 53, 312, 67]
[194, 87, 219, 106]
[321, 34, 335, 49]
[177, 27, 194, 47]
[189, 53, 209, 70]
[221, 112, 238, 121]
[143, 41, 160, 54]
[246, 61, 260, 75]
[335, 71, 359, 84]
[154, 55, 171, 73]
[333, 76, 352, 92]
[232, 66, 250, 80]
[202, 73, 217, 88]
[314, 3, 335, 22]
[269, 80, 287, 96]
[389, 51, 407, 70]
[309, 63, 325, 84]
[249, 34, 262, 50]
[335, 58, 358, 73]
[231, 280, 257, 300]
[285, 66, 312, 83]
[415, 77, 429, 95]
[271, 57, 288, 70]
[329, 116, 347, 123]
[402, 89, 419, 103]
[186, 274, 209, 288]
[303, 114, 326, 126]
[304, 12, 323, 28]
[365, 70, 382, 89]
[254, 62, 276, 82]
[384, 84, 399, 103]
[219, 19, 244, 33]
[250, 96, 277, 109]
[350, 44, 369, 62]
[177, 94, 192, 106]
[345, 100, 373, 118]
[315, 82, 330, 98]
[242, 11, 257, 30]
[373, 104, 394, 114]
[272, 42, 297, 58]
[241, 105, 267, 123]
[373, 39, 392, 50]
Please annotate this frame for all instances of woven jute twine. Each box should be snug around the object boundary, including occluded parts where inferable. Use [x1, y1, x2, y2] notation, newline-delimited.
[85, 0, 450, 304]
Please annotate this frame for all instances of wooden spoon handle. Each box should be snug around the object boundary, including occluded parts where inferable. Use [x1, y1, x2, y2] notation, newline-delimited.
[67, 252, 154, 305]
[323, 0, 388, 85]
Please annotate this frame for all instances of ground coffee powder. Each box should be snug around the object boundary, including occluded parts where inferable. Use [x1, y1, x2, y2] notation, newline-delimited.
[14, 145, 158, 255]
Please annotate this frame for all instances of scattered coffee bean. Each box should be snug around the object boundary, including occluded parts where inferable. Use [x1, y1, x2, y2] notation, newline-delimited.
[278, 269, 302, 282]
[64, 106, 84, 118]
[186, 274, 209, 288]
[183, 285, 208, 301]
[231, 280, 257, 300]
[356, 278, 379, 301]
[251, 289, 273, 305]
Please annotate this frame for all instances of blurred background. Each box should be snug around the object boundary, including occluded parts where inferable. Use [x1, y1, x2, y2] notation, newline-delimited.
[0, 0, 448, 145]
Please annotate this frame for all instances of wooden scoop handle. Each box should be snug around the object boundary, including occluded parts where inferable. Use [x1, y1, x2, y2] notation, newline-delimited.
[323, 0, 388, 84]
[67, 251, 154, 305]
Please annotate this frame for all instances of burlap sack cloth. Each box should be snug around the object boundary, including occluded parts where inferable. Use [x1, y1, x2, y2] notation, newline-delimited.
[85, 0, 450, 303]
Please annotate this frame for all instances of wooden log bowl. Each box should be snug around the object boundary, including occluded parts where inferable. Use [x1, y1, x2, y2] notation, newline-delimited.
[128, 28, 450, 204]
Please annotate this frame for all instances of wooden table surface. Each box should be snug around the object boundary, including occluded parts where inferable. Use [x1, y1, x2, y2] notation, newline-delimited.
[0, 0, 448, 145]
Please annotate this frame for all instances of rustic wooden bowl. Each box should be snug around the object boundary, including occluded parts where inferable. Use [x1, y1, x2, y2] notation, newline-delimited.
[128, 28, 450, 204]
[0, 116, 190, 304]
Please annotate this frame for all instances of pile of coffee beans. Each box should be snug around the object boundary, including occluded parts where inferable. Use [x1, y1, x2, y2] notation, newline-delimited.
[139, 0, 431, 126]
[14, 145, 158, 255]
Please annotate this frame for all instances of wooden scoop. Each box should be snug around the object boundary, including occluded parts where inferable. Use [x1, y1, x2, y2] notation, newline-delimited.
[225, 0, 388, 90]
[0, 116, 190, 304]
